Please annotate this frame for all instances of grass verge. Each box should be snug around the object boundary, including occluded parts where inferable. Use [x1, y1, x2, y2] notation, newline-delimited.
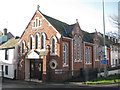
[85, 74, 120, 85]
[86, 79, 120, 85]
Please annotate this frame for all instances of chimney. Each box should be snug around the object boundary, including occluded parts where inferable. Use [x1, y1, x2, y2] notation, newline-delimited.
[76, 19, 78, 23]
[3, 28, 7, 36]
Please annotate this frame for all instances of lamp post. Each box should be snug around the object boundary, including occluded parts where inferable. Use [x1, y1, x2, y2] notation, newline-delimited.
[102, 0, 108, 78]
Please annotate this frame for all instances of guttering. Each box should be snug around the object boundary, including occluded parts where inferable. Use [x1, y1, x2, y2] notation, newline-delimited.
[84, 41, 95, 46]
[62, 36, 72, 40]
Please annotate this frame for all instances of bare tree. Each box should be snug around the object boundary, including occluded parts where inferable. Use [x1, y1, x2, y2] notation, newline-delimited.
[109, 15, 119, 28]
[106, 15, 119, 39]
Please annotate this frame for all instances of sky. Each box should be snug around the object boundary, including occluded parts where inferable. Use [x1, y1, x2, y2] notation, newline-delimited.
[0, 0, 119, 37]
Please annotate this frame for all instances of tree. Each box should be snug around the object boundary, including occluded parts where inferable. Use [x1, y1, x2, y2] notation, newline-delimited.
[107, 15, 120, 40]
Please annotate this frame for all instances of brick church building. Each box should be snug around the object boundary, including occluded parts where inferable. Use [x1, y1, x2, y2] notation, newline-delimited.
[17, 6, 111, 82]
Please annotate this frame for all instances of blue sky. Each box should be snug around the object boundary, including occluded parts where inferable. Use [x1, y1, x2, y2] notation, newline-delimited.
[0, 0, 119, 36]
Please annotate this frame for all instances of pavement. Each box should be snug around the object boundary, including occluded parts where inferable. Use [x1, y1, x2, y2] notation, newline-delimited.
[1, 78, 120, 88]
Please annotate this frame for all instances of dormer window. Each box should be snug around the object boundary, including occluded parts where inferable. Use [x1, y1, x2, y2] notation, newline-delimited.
[33, 17, 42, 28]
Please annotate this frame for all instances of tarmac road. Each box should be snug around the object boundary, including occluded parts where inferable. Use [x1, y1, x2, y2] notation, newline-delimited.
[1, 78, 120, 89]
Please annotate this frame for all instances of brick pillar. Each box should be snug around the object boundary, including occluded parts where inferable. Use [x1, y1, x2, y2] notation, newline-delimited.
[42, 45, 50, 82]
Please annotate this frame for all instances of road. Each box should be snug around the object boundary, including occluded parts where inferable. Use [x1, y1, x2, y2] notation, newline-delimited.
[1, 78, 120, 89]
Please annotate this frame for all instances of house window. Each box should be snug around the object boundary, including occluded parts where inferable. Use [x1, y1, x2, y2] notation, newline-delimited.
[119, 59, 120, 64]
[107, 50, 109, 59]
[33, 22, 35, 27]
[5, 49, 8, 60]
[52, 39, 55, 53]
[39, 20, 41, 26]
[88, 47, 91, 63]
[79, 38, 82, 61]
[30, 37, 32, 49]
[86, 47, 91, 64]
[33, 17, 41, 28]
[41, 35, 44, 49]
[63, 43, 67, 65]
[86, 47, 88, 63]
[113, 59, 114, 65]
[1, 65, 3, 74]
[35, 35, 38, 49]
[115, 59, 117, 66]
[74, 37, 77, 61]
[5, 66, 8, 75]
[50, 36, 57, 55]
[36, 19, 38, 27]
[22, 42, 24, 53]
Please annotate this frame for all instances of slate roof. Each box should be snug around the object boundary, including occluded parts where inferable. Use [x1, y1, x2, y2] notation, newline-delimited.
[96, 32, 119, 47]
[0, 37, 19, 49]
[42, 12, 96, 42]
[42, 14, 69, 36]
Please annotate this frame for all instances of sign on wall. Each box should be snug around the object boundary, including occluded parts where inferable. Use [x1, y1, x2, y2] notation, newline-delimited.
[100, 60, 107, 64]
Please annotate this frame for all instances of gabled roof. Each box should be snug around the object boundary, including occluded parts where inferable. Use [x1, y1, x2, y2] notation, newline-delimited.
[81, 30, 94, 43]
[0, 38, 19, 49]
[42, 14, 70, 36]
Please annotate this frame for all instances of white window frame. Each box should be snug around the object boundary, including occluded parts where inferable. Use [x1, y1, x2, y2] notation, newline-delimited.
[32, 17, 42, 28]
[86, 46, 92, 64]
[63, 43, 68, 67]
[49, 35, 57, 55]
[40, 32, 46, 51]
[28, 34, 34, 50]
[74, 35, 78, 62]
[79, 37, 82, 62]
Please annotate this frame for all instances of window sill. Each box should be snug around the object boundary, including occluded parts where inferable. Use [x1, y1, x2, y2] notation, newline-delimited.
[95, 60, 99, 61]
[85, 63, 92, 65]
[63, 64, 68, 67]
[74, 59, 82, 62]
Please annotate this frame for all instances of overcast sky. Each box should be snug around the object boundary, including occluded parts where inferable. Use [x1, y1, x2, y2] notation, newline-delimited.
[0, 0, 119, 37]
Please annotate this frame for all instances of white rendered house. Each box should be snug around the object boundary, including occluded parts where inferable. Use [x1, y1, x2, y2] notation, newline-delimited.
[0, 38, 19, 79]
[110, 45, 120, 67]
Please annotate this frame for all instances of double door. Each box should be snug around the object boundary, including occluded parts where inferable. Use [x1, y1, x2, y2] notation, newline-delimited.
[30, 60, 43, 80]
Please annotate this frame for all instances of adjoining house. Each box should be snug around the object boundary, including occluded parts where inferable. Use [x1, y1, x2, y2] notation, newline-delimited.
[0, 28, 14, 45]
[0, 31, 2, 37]
[17, 6, 111, 82]
[0, 37, 19, 79]
[109, 39, 120, 67]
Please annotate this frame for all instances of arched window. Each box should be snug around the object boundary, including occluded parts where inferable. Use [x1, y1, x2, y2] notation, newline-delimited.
[35, 35, 38, 49]
[52, 39, 55, 53]
[30, 37, 32, 49]
[63, 43, 67, 65]
[74, 36, 78, 61]
[41, 35, 44, 49]
[50, 35, 57, 54]
[36, 19, 38, 27]
[79, 37, 82, 61]
[22, 42, 24, 53]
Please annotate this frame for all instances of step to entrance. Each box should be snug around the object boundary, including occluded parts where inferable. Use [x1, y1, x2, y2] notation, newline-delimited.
[25, 79, 42, 83]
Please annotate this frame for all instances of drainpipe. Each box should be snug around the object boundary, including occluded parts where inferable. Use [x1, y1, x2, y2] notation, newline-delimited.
[72, 39, 73, 76]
